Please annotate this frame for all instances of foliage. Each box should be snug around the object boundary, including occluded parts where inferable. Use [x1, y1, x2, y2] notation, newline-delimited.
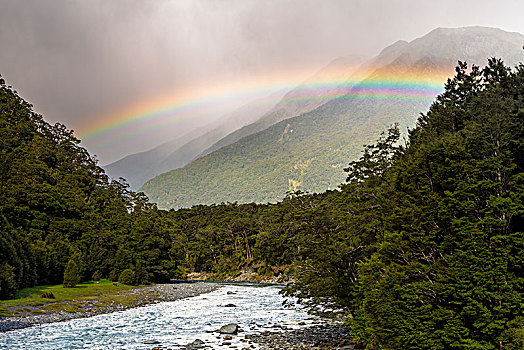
[0, 75, 179, 296]
[63, 259, 81, 288]
[118, 269, 135, 286]
[2, 58, 524, 349]
[92, 270, 102, 281]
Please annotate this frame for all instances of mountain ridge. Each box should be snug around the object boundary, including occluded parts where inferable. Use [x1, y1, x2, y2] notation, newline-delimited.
[141, 26, 524, 209]
[103, 89, 286, 189]
[104, 55, 364, 190]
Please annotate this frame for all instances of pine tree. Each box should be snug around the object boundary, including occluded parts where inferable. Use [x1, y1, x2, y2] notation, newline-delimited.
[63, 259, 80, 288]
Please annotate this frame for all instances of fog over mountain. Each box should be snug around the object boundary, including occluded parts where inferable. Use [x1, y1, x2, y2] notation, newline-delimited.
[199, 55, 364, 158]
[140, 26, 524, 209]
[2, 1, 524, 164]
[104, 90, 287, 189]
[105, 55, 364, 189]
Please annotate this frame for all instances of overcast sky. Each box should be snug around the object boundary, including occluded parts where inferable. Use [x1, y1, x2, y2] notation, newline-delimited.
[2, 0, 524, 163]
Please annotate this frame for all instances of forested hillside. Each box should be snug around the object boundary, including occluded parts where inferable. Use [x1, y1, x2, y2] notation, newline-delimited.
[284, 59, 524, 349]
[1, 57, 523, 348]
[0, 77, 178, 298]
[141, 26, 524, 209]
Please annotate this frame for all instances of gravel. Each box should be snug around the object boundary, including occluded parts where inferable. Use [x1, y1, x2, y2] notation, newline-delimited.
[175, 321, 355, 350]
[243, 322, 355, 350]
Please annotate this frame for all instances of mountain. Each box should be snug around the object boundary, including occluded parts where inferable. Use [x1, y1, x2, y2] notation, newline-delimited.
[198, 55, 364, 158]
[103, 90, 286, 189]
[141, 27, 524, 209]
[104, 55, 364, 190]
[102, 128, 205, 189]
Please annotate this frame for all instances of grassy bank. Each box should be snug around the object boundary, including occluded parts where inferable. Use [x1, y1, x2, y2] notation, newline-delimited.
[0, 280, 147, 317]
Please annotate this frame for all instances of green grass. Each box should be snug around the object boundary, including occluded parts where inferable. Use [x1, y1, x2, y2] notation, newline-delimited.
[0, 280, 141, 317]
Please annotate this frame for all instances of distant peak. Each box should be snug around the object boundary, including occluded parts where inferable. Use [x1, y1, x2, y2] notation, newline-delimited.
[424, 26, 520, 37]
[378, 40, 409, 56]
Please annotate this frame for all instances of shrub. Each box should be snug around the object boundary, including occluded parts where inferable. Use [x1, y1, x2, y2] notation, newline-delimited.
[41, 291, 55, 299]
[0, 262, 17, 299]
[108, 269, 118, 282]
[118, 269, 135, 285]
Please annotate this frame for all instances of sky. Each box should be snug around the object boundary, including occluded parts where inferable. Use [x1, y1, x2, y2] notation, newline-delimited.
[1, 0, 524, 164]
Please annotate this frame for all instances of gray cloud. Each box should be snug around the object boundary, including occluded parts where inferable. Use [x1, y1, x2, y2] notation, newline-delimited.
[1, 0, 523, 163]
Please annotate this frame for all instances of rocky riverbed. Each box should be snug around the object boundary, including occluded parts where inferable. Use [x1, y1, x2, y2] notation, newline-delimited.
[147, 321, 355, 349]
[0, 282, 220, 333]
[1, 283, 357, 350]
[244, 322, 355, 350]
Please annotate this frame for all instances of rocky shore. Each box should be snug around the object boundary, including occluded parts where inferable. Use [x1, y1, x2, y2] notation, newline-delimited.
[156, 321, 355, 349]
[244, 322, 355, 350]
[0, 282, 220, 333]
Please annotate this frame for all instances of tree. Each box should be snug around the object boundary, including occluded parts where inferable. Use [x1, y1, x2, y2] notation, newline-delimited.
[118, 269, 135, 285]
[353, 59, 524, 349]
[63, 258, 80, 288]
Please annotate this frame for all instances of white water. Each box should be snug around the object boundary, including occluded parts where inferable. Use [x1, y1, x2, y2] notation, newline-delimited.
[0, 284, 319, 349]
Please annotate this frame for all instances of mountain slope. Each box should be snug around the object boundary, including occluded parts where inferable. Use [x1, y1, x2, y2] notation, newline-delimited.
[141, 27, 524, 209]
[104, 55, 363, 190]
[199, 55, 364, 158]
[103, 90, 285, 189]
[102, 128, 204, 189]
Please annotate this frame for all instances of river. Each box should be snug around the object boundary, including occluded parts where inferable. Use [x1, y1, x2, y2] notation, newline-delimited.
[0, 284, 320, 349]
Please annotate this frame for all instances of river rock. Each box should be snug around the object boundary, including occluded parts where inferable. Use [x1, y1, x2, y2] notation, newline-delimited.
[245, 322, 354, 349]
[219, 323, 239, 334]
[185, 338, 206, 349]
[224, 303, 237, 307]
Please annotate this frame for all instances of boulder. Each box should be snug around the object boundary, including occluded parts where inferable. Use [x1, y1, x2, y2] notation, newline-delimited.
[219, 323, 239, 334]
[41, 292, 55, 299]
[185, 338, 205, 349]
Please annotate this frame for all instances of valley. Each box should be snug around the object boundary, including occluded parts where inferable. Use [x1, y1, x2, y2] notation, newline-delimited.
[1, 24, 524, 350]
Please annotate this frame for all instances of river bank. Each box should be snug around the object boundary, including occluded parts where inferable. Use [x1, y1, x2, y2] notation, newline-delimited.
[245, 322, 355, 350]
[0, 282, 220, 332]
[174, 320, 355, 350]
[185, 271, 291, 284]
[1, 283, 356, 350]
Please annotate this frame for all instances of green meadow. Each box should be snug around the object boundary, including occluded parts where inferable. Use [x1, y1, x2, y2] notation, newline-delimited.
[0, 280, 145, 317]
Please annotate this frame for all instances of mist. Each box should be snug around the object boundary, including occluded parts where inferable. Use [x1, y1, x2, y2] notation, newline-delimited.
[1, 0, 524, 163]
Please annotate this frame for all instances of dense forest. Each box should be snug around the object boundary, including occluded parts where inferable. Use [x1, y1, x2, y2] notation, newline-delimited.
[1, 58, 523, 349]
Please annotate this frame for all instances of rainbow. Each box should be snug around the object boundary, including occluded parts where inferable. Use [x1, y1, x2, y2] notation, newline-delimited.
[78, 66, 451, 148]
